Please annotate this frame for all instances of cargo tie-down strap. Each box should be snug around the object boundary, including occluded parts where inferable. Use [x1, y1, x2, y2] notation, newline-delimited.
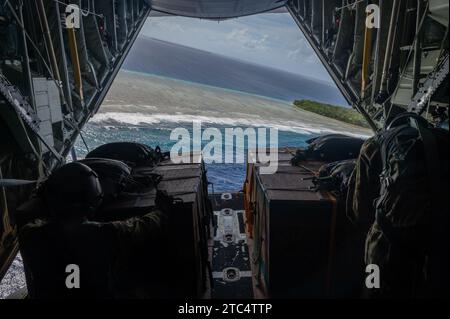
[408, 52, 449, 115]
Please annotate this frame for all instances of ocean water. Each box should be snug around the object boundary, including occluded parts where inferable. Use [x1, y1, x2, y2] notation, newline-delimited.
[75, 121, 312, 192]
[124, 37, 348, 106]
[74, 71, 371, 192]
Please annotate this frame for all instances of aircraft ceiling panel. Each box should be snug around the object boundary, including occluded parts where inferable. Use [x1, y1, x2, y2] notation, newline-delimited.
[150, 0, 288, 18]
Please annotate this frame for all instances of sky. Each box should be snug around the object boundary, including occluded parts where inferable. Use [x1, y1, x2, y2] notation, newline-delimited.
[142, 10, 334, 84]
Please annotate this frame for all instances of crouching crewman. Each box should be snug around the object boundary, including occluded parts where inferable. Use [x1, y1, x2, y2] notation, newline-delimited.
[19, 162, 173, 299]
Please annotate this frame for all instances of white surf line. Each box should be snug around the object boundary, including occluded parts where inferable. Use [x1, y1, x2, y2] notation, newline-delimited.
[90, 112, 372, 138]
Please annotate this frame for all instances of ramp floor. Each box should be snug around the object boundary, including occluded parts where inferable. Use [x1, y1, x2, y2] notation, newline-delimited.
[209, 192, 254, 299]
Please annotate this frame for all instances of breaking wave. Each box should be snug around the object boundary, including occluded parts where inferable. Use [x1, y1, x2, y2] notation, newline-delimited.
[91, 112, 370, 138]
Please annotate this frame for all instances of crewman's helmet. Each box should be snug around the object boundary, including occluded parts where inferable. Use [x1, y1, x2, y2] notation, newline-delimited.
[43, 162, 103, 219]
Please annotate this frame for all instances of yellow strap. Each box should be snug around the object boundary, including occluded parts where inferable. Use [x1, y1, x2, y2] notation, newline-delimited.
[67, 28, 84, 102]
[362, 13, 373, 99]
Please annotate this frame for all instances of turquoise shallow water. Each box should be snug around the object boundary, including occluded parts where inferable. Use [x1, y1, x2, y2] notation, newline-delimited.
[75, 121, 312, 192]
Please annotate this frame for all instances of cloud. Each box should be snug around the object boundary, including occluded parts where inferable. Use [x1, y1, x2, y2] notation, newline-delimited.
[286, 40, 315, 63]
[226, 29, 269, 51]
[287, 48, 301, 59]
[149, 19, 186, 33]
